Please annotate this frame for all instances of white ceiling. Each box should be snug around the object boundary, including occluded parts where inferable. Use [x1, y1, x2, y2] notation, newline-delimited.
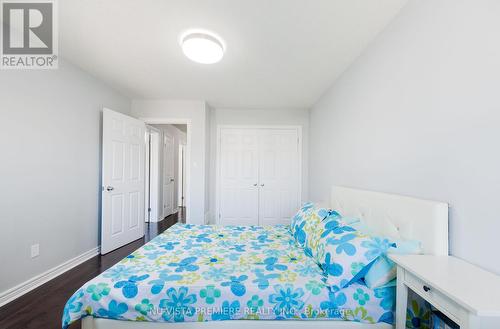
[60, 0, 407, 109]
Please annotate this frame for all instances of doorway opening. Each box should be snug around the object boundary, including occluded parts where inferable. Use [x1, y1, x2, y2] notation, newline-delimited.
[144, 121, 189, 223]
[101, 109, 192, 254]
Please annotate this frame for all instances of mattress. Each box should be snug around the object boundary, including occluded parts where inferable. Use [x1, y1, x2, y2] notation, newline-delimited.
[63, 224, 395, 328]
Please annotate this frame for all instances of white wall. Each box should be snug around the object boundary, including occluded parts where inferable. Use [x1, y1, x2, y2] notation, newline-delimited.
[209, 108, 309, 223]
[0, 60, 131, 295]
[131, 100, 208, 224]
[309, 0, 500, 274]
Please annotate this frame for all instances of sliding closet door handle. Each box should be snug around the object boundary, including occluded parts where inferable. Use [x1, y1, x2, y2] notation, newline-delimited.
[260, 184, 265, 187]
[106, 186, 114, 191]
[253, 183, 258, 187]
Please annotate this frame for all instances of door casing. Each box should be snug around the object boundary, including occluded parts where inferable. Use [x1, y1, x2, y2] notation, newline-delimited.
[144, 126, 160, 222]
[162, 131, 175, 218]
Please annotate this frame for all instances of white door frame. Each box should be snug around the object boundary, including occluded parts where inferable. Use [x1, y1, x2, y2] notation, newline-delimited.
[162, 130, 175, 218]
[215, 125, 302, 225]
[178, 143, 186, 208]
[139, 118, 191, 223]
[145, 126, 160, 222]
[145, 129, 150, 222]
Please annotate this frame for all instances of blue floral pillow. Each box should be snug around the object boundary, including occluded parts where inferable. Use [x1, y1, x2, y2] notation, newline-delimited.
[290, 202, 315, 236]
[315, 218, 395, 288]
[290, 203, 341, 255]
[344, 218, 422, 288]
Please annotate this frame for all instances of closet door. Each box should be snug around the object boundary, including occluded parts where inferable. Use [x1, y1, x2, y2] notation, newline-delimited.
[219, 128, 259, 225]
[258, 129, 300, 225]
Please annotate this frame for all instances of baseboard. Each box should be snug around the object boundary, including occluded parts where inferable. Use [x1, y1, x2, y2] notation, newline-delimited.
[0, 246, 100, 307]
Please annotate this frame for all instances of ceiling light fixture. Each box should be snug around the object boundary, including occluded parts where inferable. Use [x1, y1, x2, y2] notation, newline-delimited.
[180, 30, 225, 64]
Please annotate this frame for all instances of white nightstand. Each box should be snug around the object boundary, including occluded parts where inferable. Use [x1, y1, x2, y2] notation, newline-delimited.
[389, 255, 500, 329]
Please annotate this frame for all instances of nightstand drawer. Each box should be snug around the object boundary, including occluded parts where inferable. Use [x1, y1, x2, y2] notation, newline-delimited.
[404, 270, 464, 323]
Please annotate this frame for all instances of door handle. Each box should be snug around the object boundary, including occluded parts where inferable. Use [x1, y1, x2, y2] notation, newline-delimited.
[253, 183, 258, 187]
[170, 178, 175, 182]
[106, 186, 114, 191]
[260, 184, 265, 187]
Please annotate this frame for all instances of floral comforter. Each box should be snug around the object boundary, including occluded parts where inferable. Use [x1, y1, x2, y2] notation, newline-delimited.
[62, 224, 396, 328]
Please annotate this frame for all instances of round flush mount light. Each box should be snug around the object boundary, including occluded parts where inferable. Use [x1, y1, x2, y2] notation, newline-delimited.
[180, 30, 225, 64]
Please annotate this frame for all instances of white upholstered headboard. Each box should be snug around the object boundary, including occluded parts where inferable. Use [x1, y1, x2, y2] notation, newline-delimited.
[330, 186, 449, 256]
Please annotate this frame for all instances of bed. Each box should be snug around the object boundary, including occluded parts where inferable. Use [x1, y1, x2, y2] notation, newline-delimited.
[65, 186, 448, 329]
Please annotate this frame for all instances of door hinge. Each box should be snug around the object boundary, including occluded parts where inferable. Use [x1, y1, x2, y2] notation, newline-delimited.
[148, 207, 151, 212]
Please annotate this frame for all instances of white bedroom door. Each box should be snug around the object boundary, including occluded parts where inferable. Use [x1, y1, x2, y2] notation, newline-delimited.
[258, 129, 300, 225]
[163, 132, 175, 218]
[101, 108, 145, 254]
[218, 127, 300, 226]
[219, 128, 260, 225]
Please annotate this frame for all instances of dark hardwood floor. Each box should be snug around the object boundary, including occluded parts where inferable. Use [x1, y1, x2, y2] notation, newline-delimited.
[0, 210, 183, 329]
